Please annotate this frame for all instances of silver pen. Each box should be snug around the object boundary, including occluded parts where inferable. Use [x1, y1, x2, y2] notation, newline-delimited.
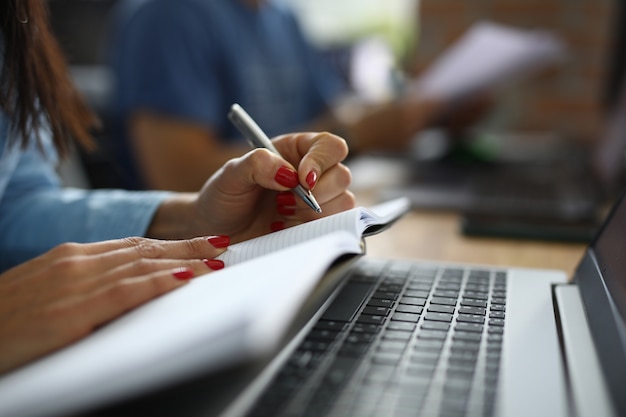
[228, 103, 322, 213]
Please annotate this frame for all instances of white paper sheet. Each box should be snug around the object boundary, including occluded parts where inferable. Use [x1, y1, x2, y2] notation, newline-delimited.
[410, 21, 566, 101]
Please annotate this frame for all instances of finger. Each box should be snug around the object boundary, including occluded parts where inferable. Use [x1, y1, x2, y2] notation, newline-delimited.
[216, 148, 304, 195]
[273, 132, 349, 189]
[91, 257, 224, 289]
[70, 236, 229, 276]
[302, 163, 352, 206]
[3, 236, 226, 285]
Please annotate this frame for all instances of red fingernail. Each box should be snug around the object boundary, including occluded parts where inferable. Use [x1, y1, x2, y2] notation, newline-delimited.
[275, 166, 299, 188]
[203, 259, 225, 270]
[270, 221, 285, 232]
[306, 171, 317, 190]
[172, 267, 194, 280]
[207, 235, 230, 248]
[276, 192, 297, 206]
[278, 206, 296, 216]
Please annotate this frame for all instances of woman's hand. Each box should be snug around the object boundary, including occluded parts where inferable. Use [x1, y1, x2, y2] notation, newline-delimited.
[150, 132, 355, 243]
[0, 236, 229, 375]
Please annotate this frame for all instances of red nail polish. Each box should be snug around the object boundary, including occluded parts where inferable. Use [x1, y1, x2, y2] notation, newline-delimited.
[278, 206, 296, 216]
[172, 267, 194, 280]
[276, 192, 297, 206]
[204, 259, 225, 270]
[275, 166, 299, 188]
[270, 221, 285, 232]
[207, 235, 230, 248]
[306, 171, 317, 190]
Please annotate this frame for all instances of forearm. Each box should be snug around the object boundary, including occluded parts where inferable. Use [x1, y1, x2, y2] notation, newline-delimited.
[0, 188, 169, 271]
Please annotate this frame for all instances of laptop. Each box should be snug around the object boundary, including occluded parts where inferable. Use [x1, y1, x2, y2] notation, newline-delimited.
[74, 187, 626, 417]
[380, 2, 626, 226]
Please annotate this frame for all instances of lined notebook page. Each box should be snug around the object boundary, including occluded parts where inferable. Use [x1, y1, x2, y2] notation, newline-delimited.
[215, 198, 410, 266]
[217, 209, 361, 266]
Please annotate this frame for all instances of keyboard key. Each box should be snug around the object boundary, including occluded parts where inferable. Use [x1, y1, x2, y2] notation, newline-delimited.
[378, 340, 408, 353]
[357, 315, 386, 325]
[413, 339, 445, 351]
[351, 323, 381, 334]
[409, 352, 440, 365]
[407, 282, 433, 291]
[392, 312, 421, 322]
[427, 304, 456, 314]
[383, 330, 413, 341]
[337, 343, 369, 357]
[399, 296, 427, 306]
[489, 318, 505, 327]
[459, 306, 486, 316]
[344, 333, 376, 344]
[404, 290, 430, 298]
[433, 290, 459, 298]
[491, 297, 507, 305]
[456, 314, 485, 324]
[488, 326, 504, 334]
[372, 352, 402, 365]
[487, 333, 504, 343]
[436, 283, 462, 291]
[386, 322, 416, 332]
[455, 322, 484, 333]
[453, 332, 482, 342]
[489, 311, 505, 319]
[430, 296, 458, 306]
[371, 291, 399, 300]
[461, 298, 488, 308]
[367, 298, 394, 308]
[417, 330, 448, 340]
[421, 321, 450, 331]
[465, 283, 490, 292]
[314, 321, 348, 332]
[463, 291, 488, 300]
[308, 329, 341, 341]
[490, 304, 506, 312]
[424, 312, 454, 322]
[363, 306, 390, 316]
[395, 305, 423, 315]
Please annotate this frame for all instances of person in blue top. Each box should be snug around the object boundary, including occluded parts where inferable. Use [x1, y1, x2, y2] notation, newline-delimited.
[109, 0, 445, 191]
[0, 0, 353, 375]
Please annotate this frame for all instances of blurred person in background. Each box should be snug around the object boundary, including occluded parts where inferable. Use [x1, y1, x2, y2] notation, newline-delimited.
[109, 0, 488, 191]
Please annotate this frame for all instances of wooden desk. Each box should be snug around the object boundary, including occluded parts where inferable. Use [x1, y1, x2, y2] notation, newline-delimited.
[364, 208, 587, 278]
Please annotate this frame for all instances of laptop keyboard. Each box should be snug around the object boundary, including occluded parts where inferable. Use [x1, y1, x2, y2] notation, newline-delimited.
[245, 258, 508, 417]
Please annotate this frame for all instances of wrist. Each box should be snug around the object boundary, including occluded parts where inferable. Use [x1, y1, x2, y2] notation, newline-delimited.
[145, 193, 201, 239]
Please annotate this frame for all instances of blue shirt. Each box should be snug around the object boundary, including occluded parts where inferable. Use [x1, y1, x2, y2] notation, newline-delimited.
[109, 0, 346, 188]
[0, 112, 170, 272]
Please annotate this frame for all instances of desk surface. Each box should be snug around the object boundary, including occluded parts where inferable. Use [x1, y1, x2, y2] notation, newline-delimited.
[363, 208, 587, 278]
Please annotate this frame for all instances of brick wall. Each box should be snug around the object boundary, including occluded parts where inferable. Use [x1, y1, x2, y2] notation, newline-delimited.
[407, 0, 618, 142]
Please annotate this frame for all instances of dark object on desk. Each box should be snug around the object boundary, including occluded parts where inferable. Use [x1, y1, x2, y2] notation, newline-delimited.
[460, 212, 600, 242]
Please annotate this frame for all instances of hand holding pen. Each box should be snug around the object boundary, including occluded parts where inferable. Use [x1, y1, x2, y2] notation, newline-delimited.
[228, 103, 322, 213]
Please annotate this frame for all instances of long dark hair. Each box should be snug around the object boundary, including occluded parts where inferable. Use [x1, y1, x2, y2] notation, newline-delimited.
[0, 0, 98, 156]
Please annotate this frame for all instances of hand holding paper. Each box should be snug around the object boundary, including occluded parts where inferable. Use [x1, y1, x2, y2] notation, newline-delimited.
[410, 21, 567, 101]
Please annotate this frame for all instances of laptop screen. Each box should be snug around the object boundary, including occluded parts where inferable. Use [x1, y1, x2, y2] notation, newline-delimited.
[575, 185, 626, 416]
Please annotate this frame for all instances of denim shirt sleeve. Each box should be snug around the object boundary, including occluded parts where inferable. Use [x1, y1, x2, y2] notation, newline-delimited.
[0, 116, 171, 272]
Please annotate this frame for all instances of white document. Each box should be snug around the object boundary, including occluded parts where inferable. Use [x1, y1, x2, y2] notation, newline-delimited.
[410, 21, 566, 101]
[0, 232, 362, 417]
